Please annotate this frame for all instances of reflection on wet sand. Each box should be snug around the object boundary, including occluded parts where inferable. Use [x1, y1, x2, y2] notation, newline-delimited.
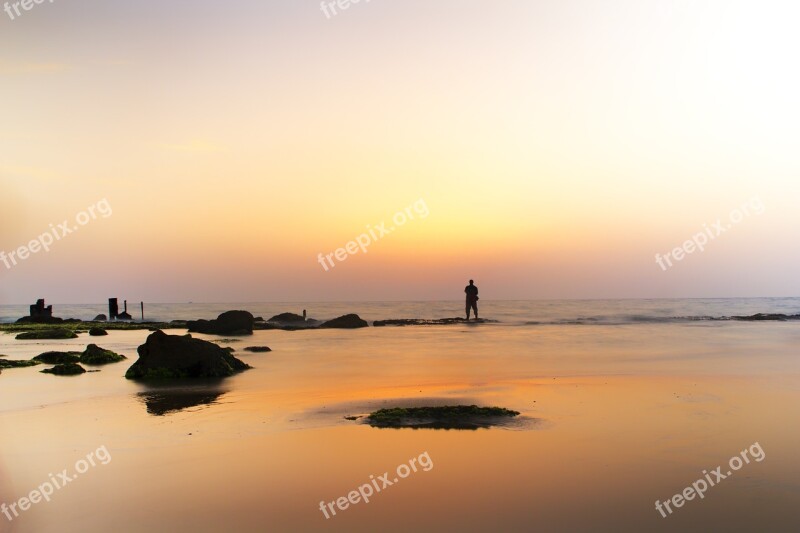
[135, 380, 228, 416]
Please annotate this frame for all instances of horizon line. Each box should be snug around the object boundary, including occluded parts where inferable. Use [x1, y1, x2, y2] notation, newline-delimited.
[1, 295, 798, 307]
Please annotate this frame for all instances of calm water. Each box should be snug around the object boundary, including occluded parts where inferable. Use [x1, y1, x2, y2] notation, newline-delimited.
[2, 297, 799, 325]
[1, 299, 799, 532]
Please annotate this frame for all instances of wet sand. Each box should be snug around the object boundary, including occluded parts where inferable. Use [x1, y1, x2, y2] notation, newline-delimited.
[1, 322, 799, 532]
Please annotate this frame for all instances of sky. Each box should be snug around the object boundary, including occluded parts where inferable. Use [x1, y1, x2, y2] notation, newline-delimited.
[1, 0, 799, 304]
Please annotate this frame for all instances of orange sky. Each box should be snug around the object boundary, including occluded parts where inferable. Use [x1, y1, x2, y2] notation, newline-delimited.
[1, 0, 799, 303]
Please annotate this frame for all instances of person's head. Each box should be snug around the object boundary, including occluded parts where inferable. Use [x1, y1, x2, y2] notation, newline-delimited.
[469, 279, 474, 285]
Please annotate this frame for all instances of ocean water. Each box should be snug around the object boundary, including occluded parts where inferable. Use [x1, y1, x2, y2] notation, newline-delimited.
[1, 298, 799, 532]
[2, 297, 799, 325]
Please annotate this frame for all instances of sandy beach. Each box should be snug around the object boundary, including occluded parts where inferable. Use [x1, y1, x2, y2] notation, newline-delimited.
[1, 300, 799, 532]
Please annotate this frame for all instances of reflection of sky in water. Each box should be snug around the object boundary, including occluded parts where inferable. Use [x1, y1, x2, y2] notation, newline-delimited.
[0, 320, 798, 531]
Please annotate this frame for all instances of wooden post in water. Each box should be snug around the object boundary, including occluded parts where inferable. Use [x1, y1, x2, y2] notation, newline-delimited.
[141, 302, 144, 321]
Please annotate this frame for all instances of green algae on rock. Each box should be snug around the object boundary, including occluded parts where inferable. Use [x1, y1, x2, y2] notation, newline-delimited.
[80, 344, 127, 365]
[0, 359, 41, 368]
[41, 363, 87, 376]
[366, 405, 520, 429]
[34, 351, 82, 364]
[126, 330, 251, 379]
[16, 328, 79, 340]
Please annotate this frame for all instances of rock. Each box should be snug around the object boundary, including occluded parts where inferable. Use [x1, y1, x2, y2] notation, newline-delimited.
[366, 405, 521, 429]
[41, 363, 86, 376]
[0, 359, 40, 368]
[80, 344, 126, 365]
[34, 351, 82, 364]
[93, 314, 108, 321]
[89, 327, 108, 336]
[125, 330, 252, 379]
[209, 310, 254, 334]
[373, 318, 494, 326]
[319, 314, 369, 329]
[185, 319, 211, 333]
[268, 312, 305, 324]
[16, 299, 63, 324]
[730, 313, 800, 321]
[187, 310, 254, 335]
[16, 316, 64, 324]
[244, 346, 271, 353]
[16, 328, 78, 340]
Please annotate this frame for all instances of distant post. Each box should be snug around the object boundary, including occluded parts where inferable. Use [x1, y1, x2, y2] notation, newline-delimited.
[109, 298, 119, 320]
[141, 301, 144, 321]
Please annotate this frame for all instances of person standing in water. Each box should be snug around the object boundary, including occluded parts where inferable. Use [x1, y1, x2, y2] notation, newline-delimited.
[465, 279, 479, 320]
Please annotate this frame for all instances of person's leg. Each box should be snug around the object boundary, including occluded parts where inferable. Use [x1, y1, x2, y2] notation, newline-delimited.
[474, 302, 478, 320]
[465, 301, 470, 320]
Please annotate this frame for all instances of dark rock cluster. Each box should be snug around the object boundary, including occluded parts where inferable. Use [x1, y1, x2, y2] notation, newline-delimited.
[125, 331, 251, 379]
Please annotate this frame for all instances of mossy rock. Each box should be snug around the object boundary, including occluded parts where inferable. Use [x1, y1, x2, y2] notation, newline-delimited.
[34, 351, 82, 364]
[0, 359, 41, 368]
[88, 327, 108, 336]
[41, 363, 86, 376]
[80, 344, 127, 365]
[244, 346, 271, 353]
[0, 322, 178, 335]
[366, 405, 520, 429]
[16, 329, 78, 340]
[125, 367, 194, 379]
[127, 367, 186, 379]
[125, 330, 251, 380]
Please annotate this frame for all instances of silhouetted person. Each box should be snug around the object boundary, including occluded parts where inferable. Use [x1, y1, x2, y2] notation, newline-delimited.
[465, 279, 479, 320]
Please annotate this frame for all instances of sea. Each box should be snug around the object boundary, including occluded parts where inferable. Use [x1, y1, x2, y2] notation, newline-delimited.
[1, 297, 799, 532]
[2, 297, 799, 325]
